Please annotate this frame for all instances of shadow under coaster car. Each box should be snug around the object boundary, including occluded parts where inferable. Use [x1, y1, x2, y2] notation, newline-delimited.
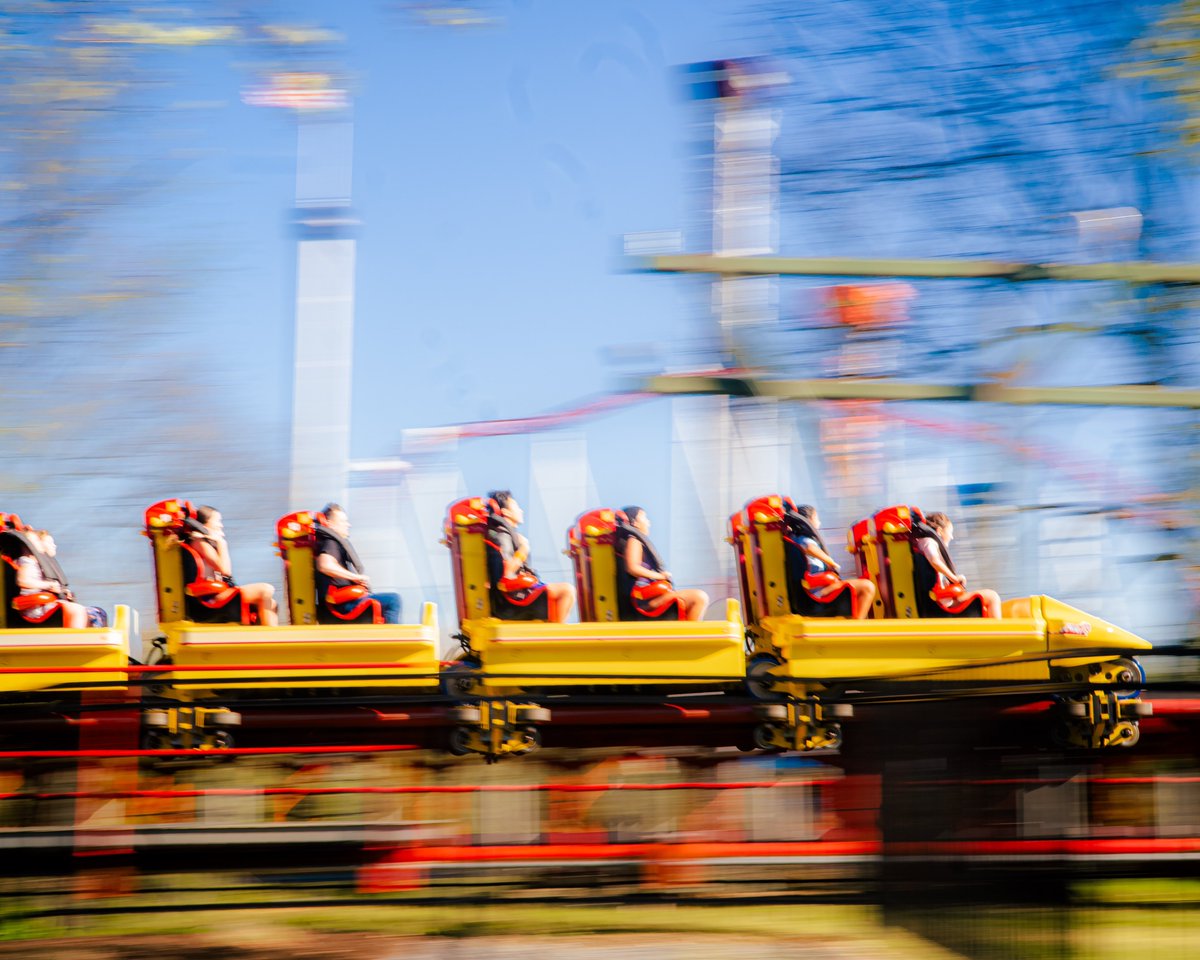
[442, 499, 745, 703]
[730, 496, 1152, 752]
[0, 514, 133, 699]
[140, 500, 441, 748]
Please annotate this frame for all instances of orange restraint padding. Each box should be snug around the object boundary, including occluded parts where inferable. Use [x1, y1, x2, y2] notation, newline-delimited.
[324, 584, 382, 624]
[326, 583, 367, 605]
[12, 590, 63, 623]
[185, 578, 239, 604]
[930, 581, 985, 615]
[802, 570, 840, 591]
[498, 570, 540, 594]
[631, 579, 672, 603]
[3, 553, 63, 624]
[12, 591, 58, 611]
[800, 571, 857, 618]
[629, 578, 683, 619]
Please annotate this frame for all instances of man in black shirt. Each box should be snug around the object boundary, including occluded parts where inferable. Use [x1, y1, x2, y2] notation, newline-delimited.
[487, 490, 575, 622]
[315, 503, 401, 624]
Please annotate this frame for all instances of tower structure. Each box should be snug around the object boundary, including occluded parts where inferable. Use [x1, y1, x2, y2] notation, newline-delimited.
[288, 117, 358, 510]
[245, 69, 357, 511]
[670, 60, 790, 601]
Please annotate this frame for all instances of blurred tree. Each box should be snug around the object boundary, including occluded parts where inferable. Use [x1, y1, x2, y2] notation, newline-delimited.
[0, 2, 341, 618]
[1121, 0, 1200, 149]
[760, 0, 1200, 642]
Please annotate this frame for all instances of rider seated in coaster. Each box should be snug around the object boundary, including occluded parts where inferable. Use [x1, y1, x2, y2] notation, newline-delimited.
[29, 530, 106, 627]
[789, 504, 876, 620]
[314, 503, 401, 624]
[617, 506, 709, 621]
[183, 506, 279, 625]
[914, 511, 1001, 619]
[14, 530, 89, 628]
[487, 490, 575, 623]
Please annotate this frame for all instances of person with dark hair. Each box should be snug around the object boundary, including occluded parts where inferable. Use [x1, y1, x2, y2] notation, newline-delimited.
[315, 503, 401, 624]
[185, 506, 279, 625]
[916, 512, 1001, 618]
[618, 506, 709, 621]
[791, 504, 876, 619]
[487, 490, 575, 623]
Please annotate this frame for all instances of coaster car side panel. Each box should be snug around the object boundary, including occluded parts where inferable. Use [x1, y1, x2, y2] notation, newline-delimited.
[0, 604, 133, 694]
[458, 598, 746, 692]
[160, 600, 442, 691]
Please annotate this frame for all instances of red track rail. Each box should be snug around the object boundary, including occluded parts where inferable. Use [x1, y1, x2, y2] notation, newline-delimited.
[367, 837, 1200, 864]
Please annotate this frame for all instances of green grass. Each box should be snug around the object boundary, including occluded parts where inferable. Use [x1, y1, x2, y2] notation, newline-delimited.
[1074, 877, 1200, 905]
[6, 892, 1200, 959]
[0, 901, 934, 953]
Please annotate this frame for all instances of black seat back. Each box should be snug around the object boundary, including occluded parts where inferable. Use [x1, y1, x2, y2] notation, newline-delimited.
[613, 521, 681, 622]
[782, 512, 853, 618]
[179, 543, 242, 624]
[0, 529, 65, 628]
[484, 513, 548, 622]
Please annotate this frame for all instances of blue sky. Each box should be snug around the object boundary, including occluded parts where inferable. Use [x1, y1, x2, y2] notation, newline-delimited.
[170, 1, 758, 448]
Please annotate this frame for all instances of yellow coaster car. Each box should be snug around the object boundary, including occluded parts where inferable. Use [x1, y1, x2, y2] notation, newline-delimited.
[442, 498, 745, 697]
[0, 605, 133, 696]
[731, 496, 1151, 751]
[144, 500, 441, 697]
[0, 515, 132, 696]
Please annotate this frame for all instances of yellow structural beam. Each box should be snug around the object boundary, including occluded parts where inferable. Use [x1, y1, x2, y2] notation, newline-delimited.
[626, 254, 1200, 283]
[640, 374, 1200, 409]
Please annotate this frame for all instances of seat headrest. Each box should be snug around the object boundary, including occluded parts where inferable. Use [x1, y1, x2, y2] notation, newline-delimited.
[144, 499, 196, 533]
[0, 513, 26, 531]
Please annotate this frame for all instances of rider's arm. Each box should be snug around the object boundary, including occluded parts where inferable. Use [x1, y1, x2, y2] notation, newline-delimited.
[501, 542, 523, 579]
[625, 539, 667, 581]
[192, 536, 232, 578]
[801, 539, 841, 573]
[918, 538, 962, 583]
[316, 548, 367, 585]
[15, 556, 57, 594]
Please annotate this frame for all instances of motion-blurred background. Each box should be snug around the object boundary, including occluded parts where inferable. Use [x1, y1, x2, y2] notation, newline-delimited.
[3, 1, 1197, 656]
[3, 4, 1200, 957]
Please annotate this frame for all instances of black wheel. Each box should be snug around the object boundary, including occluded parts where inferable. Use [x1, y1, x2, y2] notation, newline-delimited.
[823, 723, 843, 751]
[448, 727, 474, 756]
[211, 730, 235, 750]
[752, 724, 779, 751]
[513, 726, 542, 756]
[746, 655, 784, 702]
[141, 730, 166, 751]
[442, 658, 481, 699]
[1103, 658, 1145, 694]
